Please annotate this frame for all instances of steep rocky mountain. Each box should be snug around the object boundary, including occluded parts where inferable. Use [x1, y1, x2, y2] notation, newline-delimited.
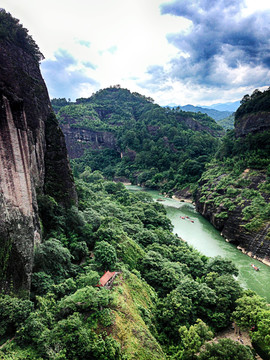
[52, 87, 224, 193]
[0, 11, 77, 294]
[195, 89, 270, 263]
[53, 88, 224, 157]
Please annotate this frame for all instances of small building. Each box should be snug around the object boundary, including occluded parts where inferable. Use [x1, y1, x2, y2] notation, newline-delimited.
[97, 271, 117, 288]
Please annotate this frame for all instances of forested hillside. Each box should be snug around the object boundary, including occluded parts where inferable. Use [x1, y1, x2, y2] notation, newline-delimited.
[1, 9, 270, 360]
[196, 88, 270, 264]
[1, 174, 267, 359]
[52, 86, 224, 195]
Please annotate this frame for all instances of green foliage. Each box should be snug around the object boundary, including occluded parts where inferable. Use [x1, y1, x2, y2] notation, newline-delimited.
[218, 113, 235, 130]
[172, 319, 213, 359]
[41, 312, 121, 360]
[94, 241, 117, 270]
[0, 9, 44, 61]
[232, 291, 268, 330]
[198, 126, 270, 234]
[232, 290, 270, 357]
[197, 338, 255, 360]
[31, 272, 54, 296]
[57, 286, 112, 315]
[55, 87, 222, 193]
[1, 171, 263, 358]
[206, 256, 238, 276]
[33, 239, 72, 281]
[156, 287, 193, 342]
[235, 88, 270, 120]
[0, 295, 33, 337]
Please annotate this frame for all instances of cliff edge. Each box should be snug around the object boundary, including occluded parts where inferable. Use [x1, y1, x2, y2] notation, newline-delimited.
[0, 11, 77, 294]
[195, 89, 270, 264]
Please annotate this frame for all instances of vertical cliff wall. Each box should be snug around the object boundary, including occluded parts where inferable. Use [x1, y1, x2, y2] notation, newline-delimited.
[0, 38, 76, 294]
[195, 96, 270, 265]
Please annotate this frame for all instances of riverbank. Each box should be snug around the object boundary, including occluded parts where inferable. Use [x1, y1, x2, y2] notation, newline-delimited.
[172, 194, 193, 203]
[126, 185, 270, 302]
[237, 245, 270, 267]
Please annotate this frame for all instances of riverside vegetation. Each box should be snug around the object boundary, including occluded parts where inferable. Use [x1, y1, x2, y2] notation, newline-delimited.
[1, 174, 269, 359]
[1, 9, 270, 360]
[53, 86, 270, 261]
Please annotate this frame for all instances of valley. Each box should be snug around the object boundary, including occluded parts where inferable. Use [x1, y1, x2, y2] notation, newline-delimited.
[127, 185, 270, 302]
[0, 9, 270, 360]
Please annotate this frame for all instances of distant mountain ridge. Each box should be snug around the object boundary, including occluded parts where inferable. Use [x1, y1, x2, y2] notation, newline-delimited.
[205, 100, 240, 112]
[165, 104, 236, 130]
[166, 100, 240, 113]
[179, 105, 232, 121]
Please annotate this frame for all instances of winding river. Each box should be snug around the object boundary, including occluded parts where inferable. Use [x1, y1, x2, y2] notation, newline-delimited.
[127, 185, 270, 302]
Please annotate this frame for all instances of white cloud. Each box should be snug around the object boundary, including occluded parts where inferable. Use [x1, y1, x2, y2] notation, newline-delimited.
[2, 0, 270, 105]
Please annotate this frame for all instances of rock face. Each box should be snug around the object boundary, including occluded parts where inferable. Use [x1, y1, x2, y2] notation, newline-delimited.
[0, 39, 76, 294]
[195, 169, 270, 264]
[60, 124, 117, 158]
[235, 112, 270, 138]
[177, 114, 224, 137]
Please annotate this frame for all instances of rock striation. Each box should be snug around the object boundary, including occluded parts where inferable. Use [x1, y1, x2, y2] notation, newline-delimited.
[196, 90, 270, 265]
[195, 156, 270, 265]
[195, 173, 270, 264]
[60, 124, 117, 158]
[0, 38, 76, 294]
[235, 112, 270, 138]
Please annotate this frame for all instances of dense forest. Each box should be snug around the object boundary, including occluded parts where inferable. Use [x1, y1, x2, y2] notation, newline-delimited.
[52, 87, 223, 195]
[1, 9, 270, 360]
[1, 174, 268, 359]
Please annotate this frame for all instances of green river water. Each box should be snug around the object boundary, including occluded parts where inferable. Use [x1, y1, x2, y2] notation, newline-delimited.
[127, 185, 270, 302]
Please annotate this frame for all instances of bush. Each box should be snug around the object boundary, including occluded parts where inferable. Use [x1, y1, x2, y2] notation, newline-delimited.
[94, 241, 117, 270]
[0, 295, 33, 337]
[34, 239, 72, 281]
[197, 338, 255, 360]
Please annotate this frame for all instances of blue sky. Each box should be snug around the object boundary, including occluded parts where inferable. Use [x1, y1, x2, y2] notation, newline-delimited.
[2, 0, 270, 106]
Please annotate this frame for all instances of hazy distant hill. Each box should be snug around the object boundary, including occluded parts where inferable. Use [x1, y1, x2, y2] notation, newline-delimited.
[206, 100, 240, 112]
[218, 114, 235, 130]
[179, 105, 232, 121]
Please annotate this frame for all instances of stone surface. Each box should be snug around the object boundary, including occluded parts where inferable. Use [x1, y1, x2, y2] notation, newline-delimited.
[60, 124, 117, 158]
[195, 171, 270, 264]
[235, 112, 270, 138]
[0, 39, 76, 294]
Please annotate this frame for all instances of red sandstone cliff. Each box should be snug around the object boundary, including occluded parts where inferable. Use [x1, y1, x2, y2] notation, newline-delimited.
[0, 36, 76, 294]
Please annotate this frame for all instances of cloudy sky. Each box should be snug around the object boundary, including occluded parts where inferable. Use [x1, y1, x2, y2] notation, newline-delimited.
[2, 0, 270, 106]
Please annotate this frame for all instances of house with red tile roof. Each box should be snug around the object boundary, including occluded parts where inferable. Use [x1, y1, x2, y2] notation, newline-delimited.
[97, 271, 117, 288]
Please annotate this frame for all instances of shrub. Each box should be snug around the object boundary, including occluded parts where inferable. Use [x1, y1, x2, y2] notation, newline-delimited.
[94, 241, 117, 270]
[0, 295, 33, 337]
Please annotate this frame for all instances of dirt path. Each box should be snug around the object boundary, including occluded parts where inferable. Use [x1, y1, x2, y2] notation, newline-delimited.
[215, 327, 262, 360]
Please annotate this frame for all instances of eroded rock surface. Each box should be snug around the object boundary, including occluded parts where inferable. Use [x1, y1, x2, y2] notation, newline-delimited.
[0, 39, 76, 294]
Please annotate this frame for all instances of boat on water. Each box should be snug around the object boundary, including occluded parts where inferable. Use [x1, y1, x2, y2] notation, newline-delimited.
[251, 264, 260, 271]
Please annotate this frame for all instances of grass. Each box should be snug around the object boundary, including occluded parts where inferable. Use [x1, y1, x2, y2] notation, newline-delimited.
[110, 270, 166, 360]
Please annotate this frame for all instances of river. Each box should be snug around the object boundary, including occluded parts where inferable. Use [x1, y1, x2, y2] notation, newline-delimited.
[127, 185, 270, 302]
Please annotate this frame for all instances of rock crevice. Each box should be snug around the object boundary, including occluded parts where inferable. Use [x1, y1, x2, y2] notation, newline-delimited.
[0, 39, 76, 294]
